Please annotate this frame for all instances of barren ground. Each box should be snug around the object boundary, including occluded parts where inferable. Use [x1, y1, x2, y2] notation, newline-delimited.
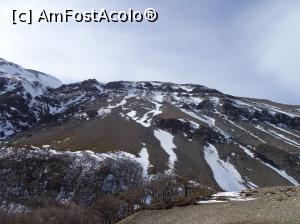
[118, 186, 300, 224]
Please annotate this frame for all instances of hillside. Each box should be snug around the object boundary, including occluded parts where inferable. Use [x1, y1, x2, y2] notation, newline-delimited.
[1, 58, 300, 221]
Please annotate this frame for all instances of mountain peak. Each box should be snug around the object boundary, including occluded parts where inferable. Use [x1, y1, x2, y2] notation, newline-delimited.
[0, 57, 62, 89]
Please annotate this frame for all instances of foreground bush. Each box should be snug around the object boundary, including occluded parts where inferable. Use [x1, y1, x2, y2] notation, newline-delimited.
[0, 204, 100, 224]
[0, 147, 214, 224]
[0, 174, 213, 224]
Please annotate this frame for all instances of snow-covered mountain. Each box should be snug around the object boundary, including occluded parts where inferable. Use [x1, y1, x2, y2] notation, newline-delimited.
[0, 58, 61, 95]
[0, 58, 300, 204]
[0, 58, 62, 138]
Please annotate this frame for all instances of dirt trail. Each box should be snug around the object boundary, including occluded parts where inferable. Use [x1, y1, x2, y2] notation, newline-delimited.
[118, 186, 300, 224]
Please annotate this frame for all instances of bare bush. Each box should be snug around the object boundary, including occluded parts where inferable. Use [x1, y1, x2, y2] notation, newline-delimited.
[0, 148, 214, 224]
[92, 186, 148, 223]
[147, 174, 214, 208]
[93, 195, 122, 224]
[148, 174, 179, 207]
[0, 204, 101, 224]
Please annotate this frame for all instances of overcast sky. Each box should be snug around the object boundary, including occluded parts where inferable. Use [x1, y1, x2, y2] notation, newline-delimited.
[0, 0, 300, 104]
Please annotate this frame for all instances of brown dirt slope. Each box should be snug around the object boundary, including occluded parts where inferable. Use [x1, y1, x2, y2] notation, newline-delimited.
[118, 186, 300, 224]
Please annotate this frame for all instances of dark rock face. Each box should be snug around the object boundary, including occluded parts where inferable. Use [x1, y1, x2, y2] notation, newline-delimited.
[255, 144, 300, 182]
[52, 79, 103, 100]
[0, 76, 105, 139]
[162, 85, 176, 93]
[219, 99, 300, 130]
[86, 110, 99, 118]
[196, 100, 215, 111]
[271, 113, 300, 130]
[253, 110, 300, 130]
[191, 86, 222, 95]
[142, 82, 153, 88]
[193, 126, 227, 144]
[157, 118, 227, 144]
[221, 99, 251, 119]
[0, 79, 40, 137]
[157, 119, 191, 134]
[105, 81, 124, 90]
[181, 103, 192, 110]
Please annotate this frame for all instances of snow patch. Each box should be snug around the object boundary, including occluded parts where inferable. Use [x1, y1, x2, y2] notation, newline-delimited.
[107, 96, 129, 109]
[198, 191, 256, 204]
[198, 200, 226, 204]
[126, 110, 137, 118]
[210, 97, 220, 105]
[204, 143, 247, 191]
[136, 146, 151, 177]
[180, 85, 195, 92]
[153, 93, 164, 103]
[97, 108, 112, 117]
[154, 129, 178, 172]
[181, 109, 215, 126]
[126, 101, 162, 128]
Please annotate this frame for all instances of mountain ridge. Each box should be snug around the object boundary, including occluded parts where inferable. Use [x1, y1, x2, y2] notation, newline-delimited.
[1, 58, 300, 198]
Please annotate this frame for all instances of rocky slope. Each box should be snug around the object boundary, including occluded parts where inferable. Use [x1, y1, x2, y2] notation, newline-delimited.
[1, 58, 300, 204]
[118, 186, 300, 224]
[0, 58, 62, 138]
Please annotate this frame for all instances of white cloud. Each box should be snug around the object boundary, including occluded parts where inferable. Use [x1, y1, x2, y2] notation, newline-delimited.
[0, 0, 299, 104]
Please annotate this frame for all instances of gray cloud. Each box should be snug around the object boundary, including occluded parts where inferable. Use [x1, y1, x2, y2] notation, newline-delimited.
[0, 0, 299, 104]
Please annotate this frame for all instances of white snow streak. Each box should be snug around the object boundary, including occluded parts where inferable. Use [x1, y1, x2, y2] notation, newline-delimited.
[198, 191, 255, 204]
[255, 125, 300, 149]
[180, 109, 215, 126]
[268, 124, 300, 140]
[204, 143, 246, 191]
[107, 96, 129, 109]
[154, 129, 178, 172]
[136, 147, 151, 177]
[125, 101, 162, 128]
[224, 118, 266, 143]
[239, 145, 299, 186]
[260, 160, 300, 186]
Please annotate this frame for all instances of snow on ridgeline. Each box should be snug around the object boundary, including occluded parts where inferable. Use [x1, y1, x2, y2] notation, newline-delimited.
[204, 143, 247, 191]
[154, 129, 178, 172]
[0, 61, 62, 89]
